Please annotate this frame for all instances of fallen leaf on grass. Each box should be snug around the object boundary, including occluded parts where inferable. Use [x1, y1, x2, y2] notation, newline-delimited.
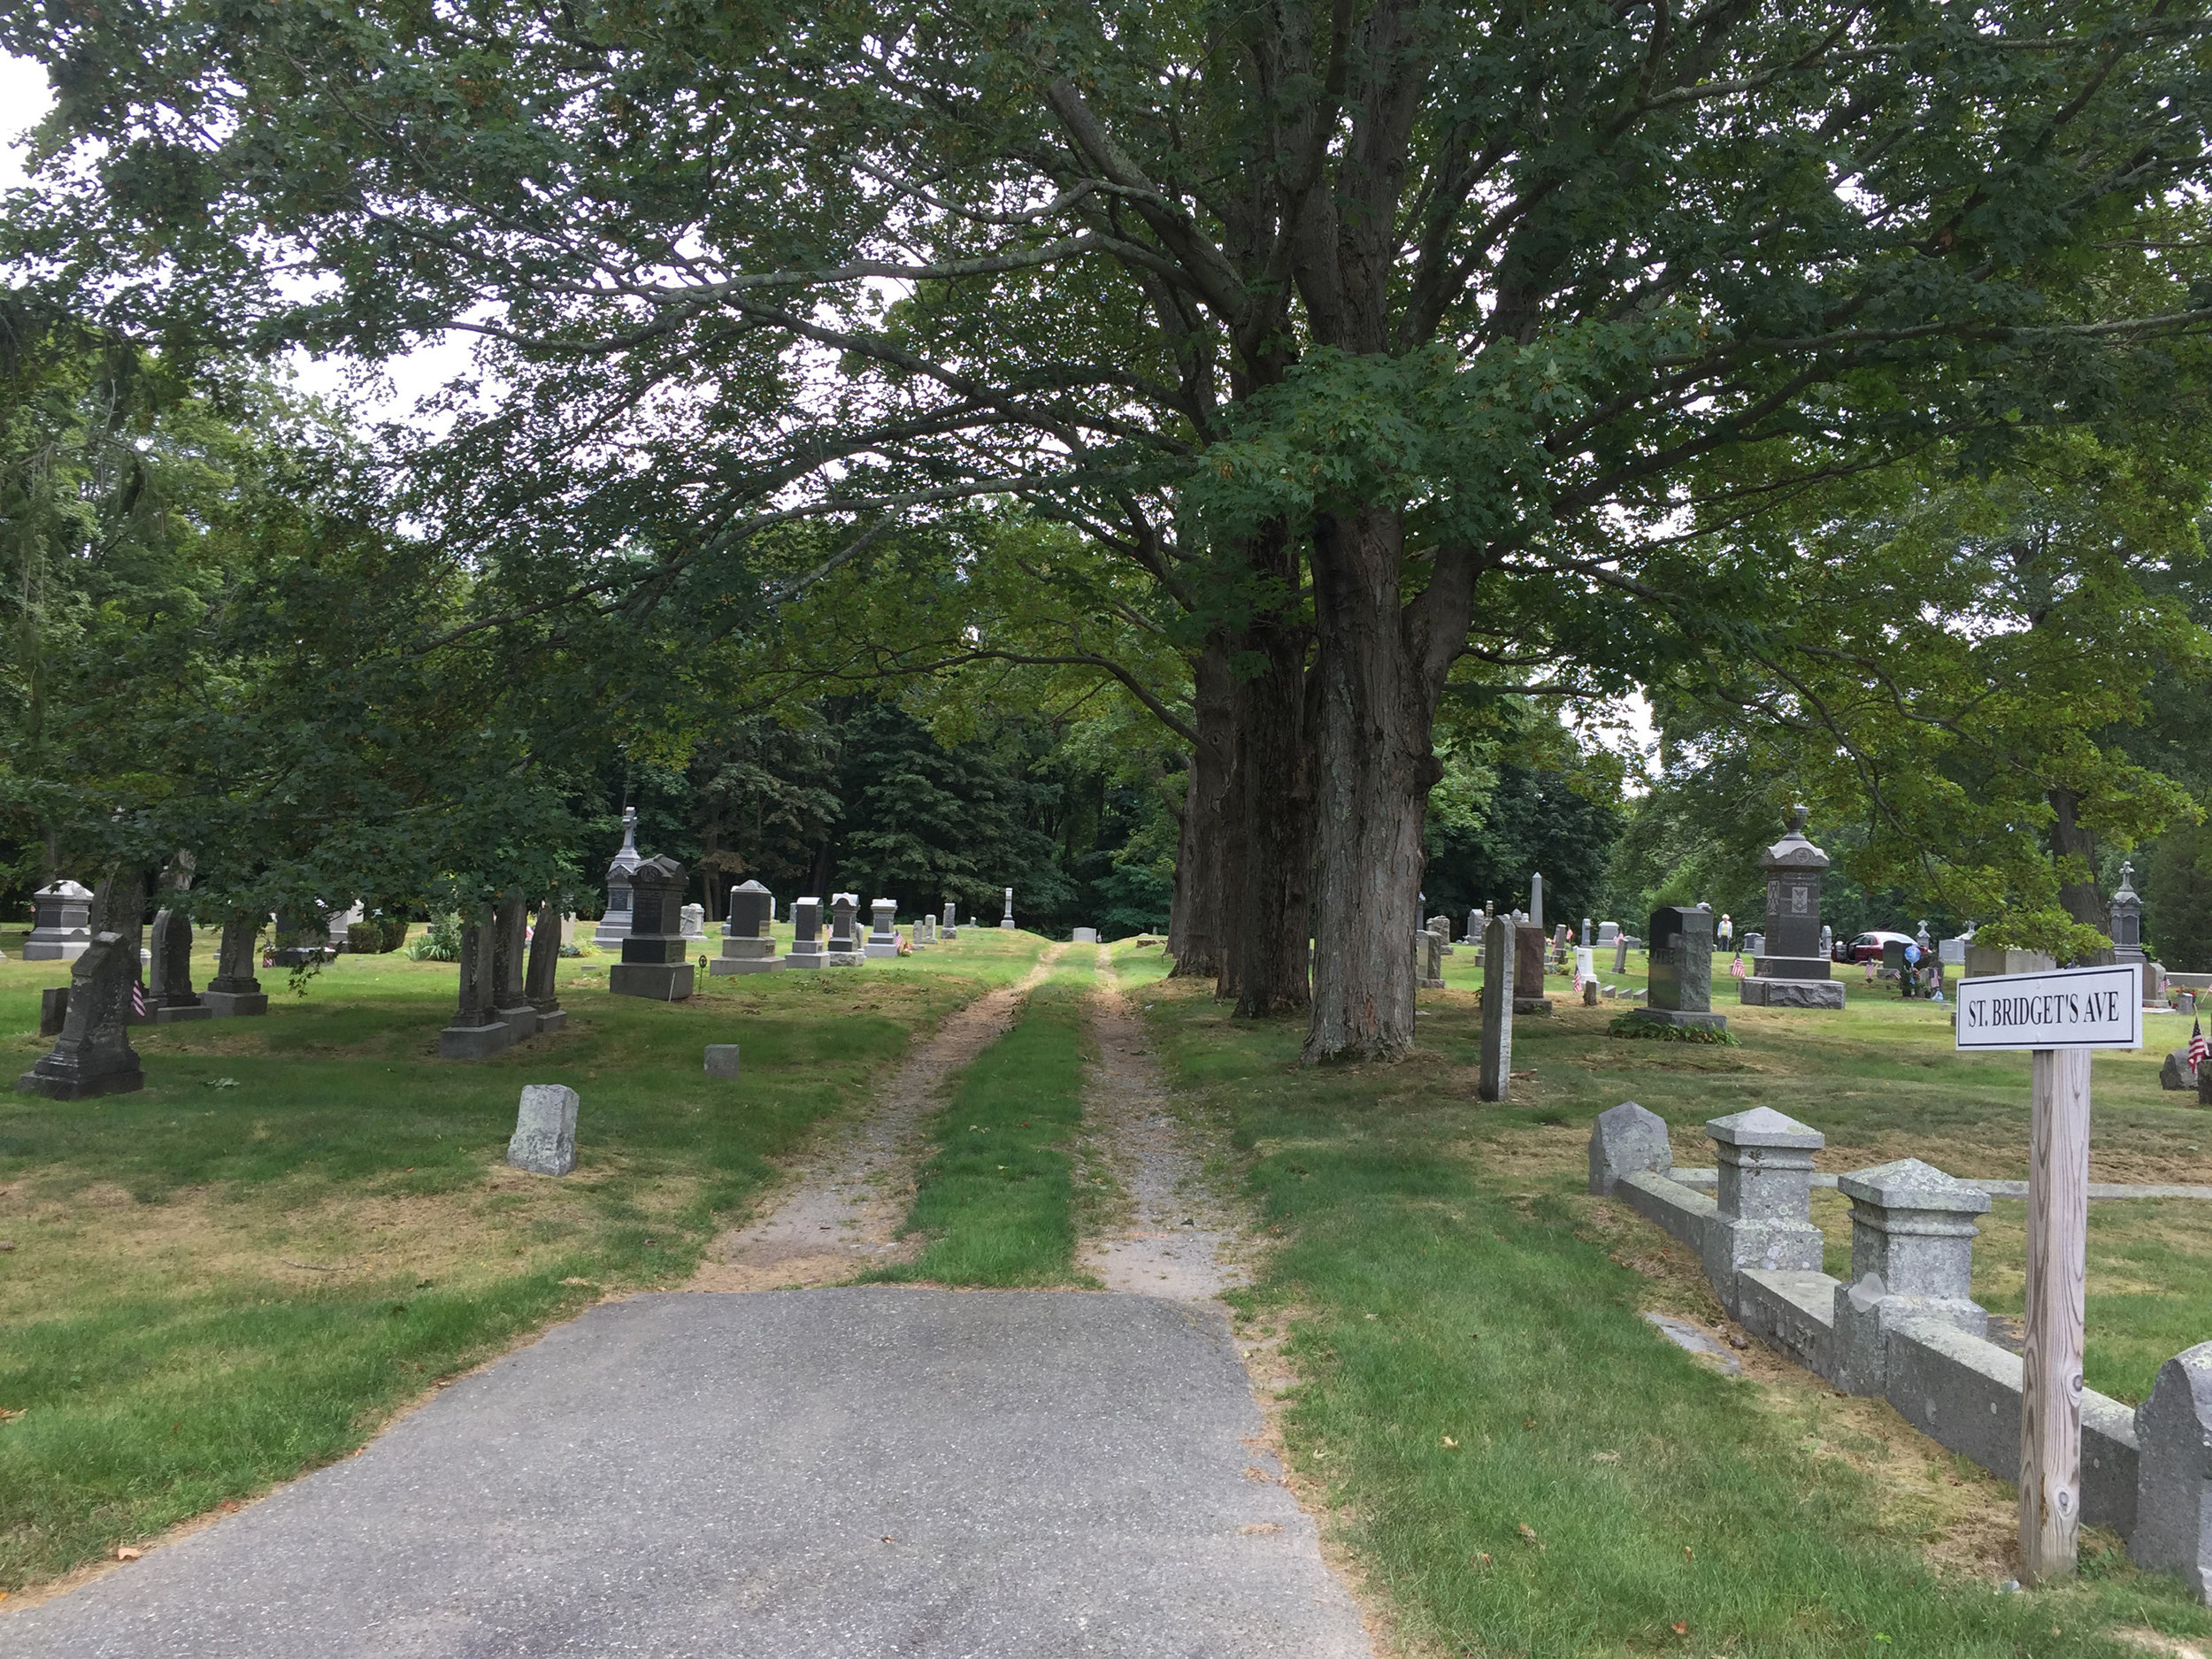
[1517, 1523, 1543, 1552]
[1441, 1435, 1459, 1449]
[1239, 1523, 1282, 1536]
[1684, 1547, 1694, 1561]
[1522, 1417, 1537, 1428]
[560, 1277, 593, 1286]
[1471, 1552, 1494, 1569]
[1671, 1622, 1688, 1636]
[1592, 1450, 1620, 1463]
[116, 1548, 142, 1562]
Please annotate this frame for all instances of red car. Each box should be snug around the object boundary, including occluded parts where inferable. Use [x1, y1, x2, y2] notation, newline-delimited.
[1832, 929, 1919, 964]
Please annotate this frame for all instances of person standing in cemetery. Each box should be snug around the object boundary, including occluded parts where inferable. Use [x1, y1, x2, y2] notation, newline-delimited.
[1718, 913, 1733, 949]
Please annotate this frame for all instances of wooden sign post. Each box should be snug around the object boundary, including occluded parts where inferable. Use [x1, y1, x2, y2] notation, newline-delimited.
[1954, 963, 2139, 1586]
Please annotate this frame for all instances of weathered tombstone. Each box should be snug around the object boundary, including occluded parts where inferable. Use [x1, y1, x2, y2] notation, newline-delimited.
[18, 932, 144, 1098]
[1529, 872, 1543, 937]
[827, 893, 864, 966]
[711, 879, 784, 975]
[1586, 1101, 1671, 1195]
[1632, 905, 1727, 1032]
[271, 907, 329, 968]
[40, 987, 69, 1037]
[1581, 918, 1593, 948]
[1414, 929, 1445, 989]
[610, 856, 695, 1000]
[1466, 908, 1483, 946]
[680, 902, 706, 941]
[704, 1044, 741, 1080]
[147, 908, 211, 1023]
[1597, 920, 1619, 947]
[593, 806, 643, 948]
[1479, 917, 1515, 1100]
[1612, 933, 1630, 975]
[507, 1084, 579, 1176]
[865, 899, 900, 959]
[204, 912, 270, 1017]
[918, 915, 935, 946]
[1830, 1158, 1992, 1396]
[941, 902, 959, 940]
[1582, 978, 1599, 1006]
[525, 898, 566, 1033]
[2129, 1342, 2212, 1600]
[1820, 923, 1835, 958]
[1740, 806, 1843, 1009]
[1000, 887, 1016, 930]
[438, 908, 513, 1060]
[89, 868, 152, 1019]
[491, 891, 539, 1037]
[327, 900, 363, 951]
[23, 879, 94, 962]
[2162, 1049, 2199, 1091]
[787, 897, 826, 969]
[1072, 926, 1099, 945]
[1513, 920, 1552, 1017]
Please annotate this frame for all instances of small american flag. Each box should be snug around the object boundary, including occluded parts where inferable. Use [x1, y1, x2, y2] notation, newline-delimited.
[2190, 1019, 2207, 1073]
[131, 981, 147, 1018]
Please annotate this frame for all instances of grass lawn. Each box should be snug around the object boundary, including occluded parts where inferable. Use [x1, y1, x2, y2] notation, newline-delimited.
[1127, 944, 2212, 1658]
[0, 920, 1048, 1592]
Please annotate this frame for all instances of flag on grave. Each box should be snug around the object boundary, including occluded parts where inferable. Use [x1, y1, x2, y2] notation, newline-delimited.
[2189, 1019, 2207, 1072]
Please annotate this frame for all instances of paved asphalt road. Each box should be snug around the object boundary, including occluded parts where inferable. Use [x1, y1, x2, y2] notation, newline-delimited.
[2, 1289, 1371, 1657]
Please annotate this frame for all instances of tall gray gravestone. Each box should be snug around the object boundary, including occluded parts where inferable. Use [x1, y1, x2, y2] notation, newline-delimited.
[712, 879, 784, 975]
[492, 890, 539, 1037]
[439, 907, 513, 1060]
[23, 879, 94, 962]
[941, 902, 959, 940]
[827, 893, 864, 966]
[2112, 860, 2154, 1006]
[611, 856, 695, 1000]
[1739, 806, 1844, 1010]
[787, 897, 826, 968]
[1513, 920, 1552, 1017]
[1528, 872, 1543, 938]
[1479, 917, 1515, 1102]
[593, 806, 642, 948]
[525, 898, 566, 1033]
[507, 1084, 579, 1176]
[148, 907, 211, 1024]
[865, 899, 900, 959]
[1000, 887, 1016, 930]
[18, 932, 144, 1098]
[1632, 905, 1727, 1032]
[1415, 929, 1445, 988]
[204, 912, 269, 1016]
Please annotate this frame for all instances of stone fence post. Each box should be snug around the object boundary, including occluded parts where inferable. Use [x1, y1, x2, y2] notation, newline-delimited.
[1702, 1108, 1825, 1301]
[1829, 1158, 1989, 1395]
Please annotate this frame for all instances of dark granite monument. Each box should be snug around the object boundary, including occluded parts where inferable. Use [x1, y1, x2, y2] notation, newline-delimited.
[1513, 919, 1552, 1017]
[827, 893, 864, 967]
[787, 897, 826, 968]
[526, 897, 566, 1033]
[204, 912, 269, 1017]
[439, 907, 512, 1060]
[491, 890, 539, 1038]
[18, 932, 145, 1098]
[1740, 806, 1845, 1010]
[610, 856, 695, 1001]
[711, 879, 783, 976]
[1632, 904, 1728, 1032]
[593, 806, 643, 949]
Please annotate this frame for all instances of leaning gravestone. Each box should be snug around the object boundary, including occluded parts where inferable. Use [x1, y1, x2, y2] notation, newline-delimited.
[610, 856, 695, 1001]
[24, 879, 94, 962]
[18, 932, 145, 1099]
[787, 897, 826, 969]
[1612, 933, 1631, 975]
[507, 1084, 579, 1176]
[1479, 916, 1515, 1102]
[204, 912, 270, 1017]
[525, 898, 567, 1033]
[1632, 905, 1727, 1032]
[439, 907, 513, 1060]
[147, 906, 211, 1024]
[1513, 920, 1552, 1017]
[711, 880, 784, 976]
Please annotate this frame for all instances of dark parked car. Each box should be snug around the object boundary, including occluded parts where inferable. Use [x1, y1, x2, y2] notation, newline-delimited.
[1832, 929, 1918, 964]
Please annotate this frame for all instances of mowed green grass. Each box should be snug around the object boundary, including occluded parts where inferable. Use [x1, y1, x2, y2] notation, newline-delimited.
[874, 956, 1098, 1287]
[1131, 953, 2212, 1658]
[0, 922, 1048, 1591]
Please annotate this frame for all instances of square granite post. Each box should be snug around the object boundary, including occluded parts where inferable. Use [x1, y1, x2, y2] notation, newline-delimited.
[1829, 1158, 1990, 1395]
[1479, 917, 1515, 1101]
[787, 897, 826, 968]
[1701, 1107, 1824, 1297]
[204, 912, 269, 1016]
[17, 931, 144, 1098]
[526, 898, 566, 1033]
[610, 856, 695, 1000]
[712, 879, 784, 975]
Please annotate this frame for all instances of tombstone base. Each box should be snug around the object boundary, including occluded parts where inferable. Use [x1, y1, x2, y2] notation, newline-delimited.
[826, 951, 866, 968]
[24, 941, 90, 964]
[1418, 976, 1446, 989]
[591, 924, 630, 950]
[999, 919, 1015, 930]
[1629, 1008, 1730, 1032]
[942, 928, 959, 940]
[495, 1002, 541, 1039]
[438, 1021, 515, 1061]
[1739, 977, 1845, 1010]
[784, 949, 826, 971]
[202, 990, 269, 1018]
[532, 1008, 568, 1034]
[17, 1060, 145, 1100]
[863, 941, 901, 959]
[1512, 997, 1554, 1017]
[709, 956, 786, 975]
[150, 1002, 214, 1025]
[609, 963, 695, 1001]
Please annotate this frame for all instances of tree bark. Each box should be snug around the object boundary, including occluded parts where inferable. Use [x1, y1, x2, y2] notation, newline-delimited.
[1302, 512, 1479, 1062]
[2049, 787, 2114, 964]
[1227, 565, 1316, 1017]
[1169, 641, 1233, 980]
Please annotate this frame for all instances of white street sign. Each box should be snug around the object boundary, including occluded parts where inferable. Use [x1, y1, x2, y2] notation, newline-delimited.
[1953, 964, 2142, 1052]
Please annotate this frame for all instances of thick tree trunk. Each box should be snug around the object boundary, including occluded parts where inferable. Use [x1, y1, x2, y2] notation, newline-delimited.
[1228, 580, 1315, 1018]
[2049, 788, 2114, 964]
[1169, 641, 1233, 980]
[1302, 511, 1478, 1063]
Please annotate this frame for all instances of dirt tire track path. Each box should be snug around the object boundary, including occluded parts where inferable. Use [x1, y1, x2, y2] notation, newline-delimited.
[688, 945, 1068, 1292]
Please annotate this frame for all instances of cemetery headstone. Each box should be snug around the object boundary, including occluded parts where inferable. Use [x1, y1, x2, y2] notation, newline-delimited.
[711, 879, 785, 975]
[1586, 1101, 1671, 1195]
[1581, 918, 1593, 947]
[327, 900, 363, 950]
[1072, 926, 1099, 944]
[2110, 862, 2161, 1007]
[23, 879, 94, 962]
[148, 907, 211, 1023]
[492, 891, 539, 1037]
[17, 932, 144, 1098]
[1513, 920, 1552, 1017]
[787, 897, 826, 969]
[865, 899, 901, 959]
[271, 907, 330, 968]
[439, 908, 514, 1060]
[1940, 933, 1969, 967]
[1632, 905, 1727, 1031]
[1415, 929, 1445, 989]
[918, 915, 935, 945]
[680, 902, 706, 941]
[1820, 923, 1834, 958]
[204, 912, 270, 1017]
[525, 898, 567, 1032]
[827, 894, 864, 966]
[507, 1084, 579, 1176]
[1529, 872, 1543, 937]
[1743, 930, 1766, 958]
[1479, 917, 1515, 1100]
[593, 805, 643, 948]
[1001, 887, 1016, 930]
[1613, 933, 1631, 975]
[1598, 920, 1619, 947]
[704, 1044, 741, 1080]
[1739, 806, 1845, 1010]
[941, 902, 959, 940]
[2128, 1341, 2212, 1600]
[610, 856, 695, 1000]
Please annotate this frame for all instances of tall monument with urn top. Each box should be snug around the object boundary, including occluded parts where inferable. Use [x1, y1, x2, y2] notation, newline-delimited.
[1739, 806, 1845, 1010]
